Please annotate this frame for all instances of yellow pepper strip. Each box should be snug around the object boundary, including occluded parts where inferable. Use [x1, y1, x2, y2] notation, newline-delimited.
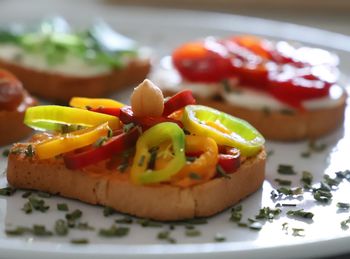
[69, 97, 125, 109]
[171, 135, 218, 188]
[35, 122, 110, 160]
[24, 105, 120, 132]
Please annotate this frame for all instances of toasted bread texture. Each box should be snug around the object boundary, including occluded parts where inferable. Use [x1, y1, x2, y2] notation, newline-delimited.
[7, 145, 265, 221]
[0, 93, 36, 146]
[163, 89, 347, 141]
[0, 58, 150, 103]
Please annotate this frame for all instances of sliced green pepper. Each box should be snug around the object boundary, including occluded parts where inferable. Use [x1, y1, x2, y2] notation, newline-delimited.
[130, 122, 186, 184]
[182, 105, 264, 157]
[24, 105, 120, 132]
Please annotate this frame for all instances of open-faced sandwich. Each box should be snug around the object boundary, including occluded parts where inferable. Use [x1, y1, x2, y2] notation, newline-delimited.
[6, 79, 265, 221]
[152, 35, 347, 141]
[0, 69, 37, 146]
[0, 17, 150, 102]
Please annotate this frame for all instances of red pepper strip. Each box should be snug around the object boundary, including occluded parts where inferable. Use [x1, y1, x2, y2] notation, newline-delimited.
[64, 127, 140, 170]
[89, 107, 121, 117]
[163, 90, 196, 116]
[119, 106, 183, 130]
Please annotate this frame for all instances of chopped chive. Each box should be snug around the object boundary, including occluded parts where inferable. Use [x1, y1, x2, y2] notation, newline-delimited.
[157, 230, 176, 243]
[70, 238, 89, 244]
[148, 146, 159, 170]
[24, 144, 34, 157]
[323, 175, 340, 187]
[22, 202, 32, 214]
[32, 225, 53, 236]
[5, 226, 31, 236]
[115, 217, 133, 224]
[93, 136, 108, 147]
[28, 196, 49, 212]
[216, 165, 231, 179]
[55, 219, 69, 236]
[138, 155, 145, 167]
[0, 186, 16, 196]
[301, 171, 313, 188]
[137, 219, 163, 227]
[77, 222, 95, 231]
[103, 206, 115, 217]
[22, 191, 32, 198]
[185, 218, 208, 225]
[274, 178, 292, 186]
[230, 205, 242, 222]
[313, 189, 332, 203]
[66, 209, 82, 221]
[57, 203, 69, 211]
[10, 148, 22, 155]
[186, 156, 196, 162]
[282, 222, 289, 231]
[214, 233, 226, 242]
[335, 170, 350, 181]
[300, 151, 311, 158]
[185, 229, 201, 237]
[337, 202, 350, 210]
[99, 225, 129, 237]
[37, 191, 52, 198]
[309, 140, 327, 152]
[123, 123, 135, 133]
[255, 207, 281, 220]
[292, 228, 305, 236]
[189, 172, 202, 180]
[237, 222, 248, 227]
[2, 149, 9, 157]
[341, 217, 350, 229]
[277, 164, 296, 175]
[287, 209, 314, 219]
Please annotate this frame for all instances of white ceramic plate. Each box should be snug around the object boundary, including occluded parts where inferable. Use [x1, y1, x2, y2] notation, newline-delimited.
[1, 1, 350, 258]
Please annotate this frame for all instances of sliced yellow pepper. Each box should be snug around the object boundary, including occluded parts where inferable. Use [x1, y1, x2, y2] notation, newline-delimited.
[69, 97, 125, 109]
[171, 135, 218, 187]
[36, 122, 110, 160]
[24, 105, 120, 132]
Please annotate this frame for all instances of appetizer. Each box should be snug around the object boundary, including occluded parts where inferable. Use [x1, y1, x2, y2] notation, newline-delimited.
[152, 35, 347, 141]
[6, 79, 265, 221]
[0, 17, 150, 102]
[0, 69, 37, 146]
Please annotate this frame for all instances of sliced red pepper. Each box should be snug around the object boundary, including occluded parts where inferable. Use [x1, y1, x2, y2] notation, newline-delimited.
[163, 89, 196, 116]
[218, 147, 240, 174]
[89, 107, 121, 117]
[64, 127, 140, 170]
[119, 106, 134, 124]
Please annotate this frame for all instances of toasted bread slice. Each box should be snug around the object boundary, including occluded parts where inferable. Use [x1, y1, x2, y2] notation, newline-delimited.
[0, 58, 150, 103]
[0, 92, 37, 146]
[163, 89, 347, 141]
[7, 144, 265, 221]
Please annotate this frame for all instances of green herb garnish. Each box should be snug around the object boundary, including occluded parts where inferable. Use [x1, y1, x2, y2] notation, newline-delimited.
[337, 202, 350, 210]
[24, 144, 34, 157]
[189, 172, 202, 180]
[77, 222, 95, 231]
[157, 230, 176, 243]
[93, 136, 108, 147]
[255, 207, 281, 220]
[22, 202, 33, 214]
[301, 171, 313, 188]
[274, 178, 292, 186]
[280, 109, 295, 115]
[32, 225, 53, 236]
[185, 229, 201, 237]
[216, 165, 231, 179]
[22, 191, 32, 198]
[230, 205, 242, 222]
[55, 219, 69, 236]
[5, 226, 31, 236]
[214, 233, 226, 242]
[0, 186, 16, 196]
[115, 217, 133, 224]
[148, 146, 159, 170]
[341, 217, 350, 229]
[57, 203, 69, 211]
[70, 238, 89, 244]
[2, 149, 9, 157]
[287, 209, 314, 219]
[137, 219, 163, 227]
[292, 228, 305, 236]
[103, 206, 115, 217]
[123, 123, 135, 133]
[313, 189, 332, 203]
[28, 196, 50, 212]
[277, 164, 296, 175]
[37, 191, 52, 198]
[138, 155, 145, 167]
[99, 225, 129, 237]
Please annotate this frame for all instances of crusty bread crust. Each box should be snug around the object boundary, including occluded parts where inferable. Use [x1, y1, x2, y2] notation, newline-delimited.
[163, 89, 347, 141]
[6, 147, 265, 221]
[0, 59, 150, 103]
[0, 93, 37, 146]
